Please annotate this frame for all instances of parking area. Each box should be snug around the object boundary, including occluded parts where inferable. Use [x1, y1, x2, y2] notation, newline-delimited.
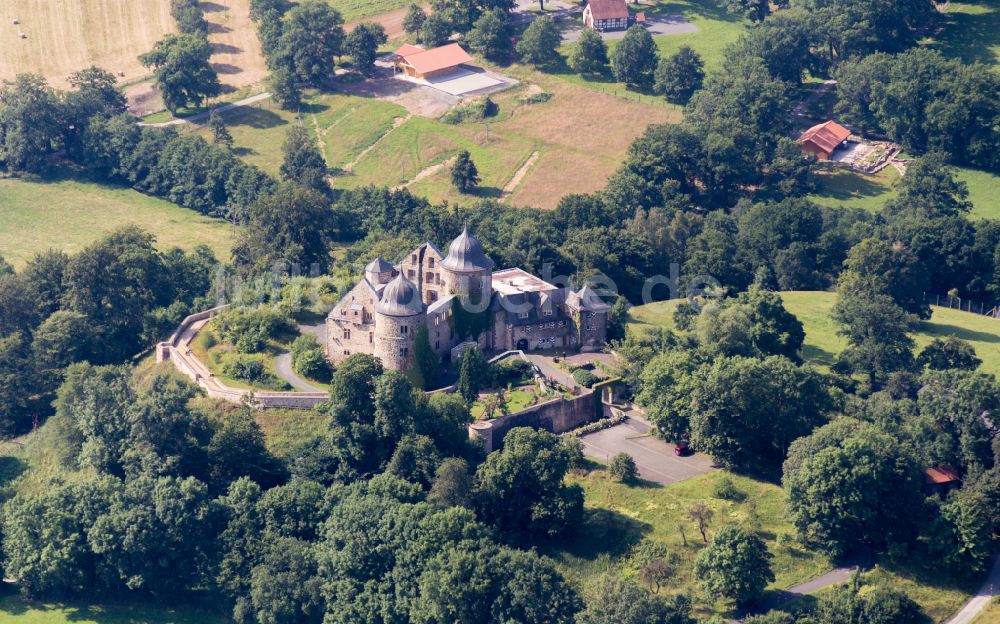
[580, 414, 716, 485]
[396, 65, 517, 97]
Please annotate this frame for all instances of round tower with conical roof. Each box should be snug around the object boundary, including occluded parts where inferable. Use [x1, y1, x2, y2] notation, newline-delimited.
[373, 273, 426, 370]
[441, 226, 494, 312]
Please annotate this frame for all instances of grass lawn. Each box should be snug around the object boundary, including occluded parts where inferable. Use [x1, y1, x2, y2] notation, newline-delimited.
[255, 408, 332, 457]
[210, 71, 677, 209]
[0, 174, 233, 269]
[470, 385, 553, 419]
[806, 163, 1000, 219]
[550, 468, 831, 619]
[629, 291, 1000, 376]
[320, 0, 411, 22]
[926, 0, 1000, 71]
[0, 592, 226, 624]
[807, 163, 900, 212]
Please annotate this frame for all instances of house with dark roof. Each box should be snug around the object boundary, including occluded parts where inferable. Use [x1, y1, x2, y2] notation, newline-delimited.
[583, 0, 630, 31]
[797, 120, 852, 160]
[326, 228, 610, 372]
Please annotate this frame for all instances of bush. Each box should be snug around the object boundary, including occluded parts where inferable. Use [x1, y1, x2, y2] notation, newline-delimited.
[572, 368, 600, 388]
[440, 97, 499, 124]
[222, 357, 288, 390]
[491, 358, 534, 387]
[609, 452, 638, 482]
[712, 476, 746, 502]
[215, 306, 295, 353]
[517, 92, 553, 105]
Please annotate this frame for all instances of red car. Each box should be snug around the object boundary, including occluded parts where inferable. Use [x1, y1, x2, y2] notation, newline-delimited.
[674, 443, 692, 457]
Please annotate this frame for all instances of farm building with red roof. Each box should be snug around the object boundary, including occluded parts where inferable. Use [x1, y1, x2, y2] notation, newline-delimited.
[393, 43, 473, 79]
[797, 120, 852, 160]
[583, 0, 630, 30]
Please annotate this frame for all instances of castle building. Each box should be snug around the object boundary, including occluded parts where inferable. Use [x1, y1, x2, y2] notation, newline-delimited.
[326, 228, 610, 371]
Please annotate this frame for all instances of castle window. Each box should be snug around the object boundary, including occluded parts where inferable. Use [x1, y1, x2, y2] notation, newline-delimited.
[343, 329, 351, 339]
[543, 308, 553, 316]
[369, 332, 373, 343]
[400, 347, 408, 356]
[427, 272, 434, 283]
[411, 254, 417, 263]
[518, 311, 529, 319]
[429, 291, 438, 302]
[344, 350, 350, 355]
[408, 269, 415, 279]
[401, 325, 409, 334]
[435, 341, 440, 349]
[428, 258, 435, 268]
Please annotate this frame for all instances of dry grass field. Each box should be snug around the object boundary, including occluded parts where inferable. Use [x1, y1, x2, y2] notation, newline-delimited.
[0, 0, 174, 87]
[203, 0, 268, 91]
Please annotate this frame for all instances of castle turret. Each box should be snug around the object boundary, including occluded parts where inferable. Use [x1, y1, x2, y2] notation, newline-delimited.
[365, 257, 395, 286]
[441, 226, 494, 312]
[373, 273, 425, 370]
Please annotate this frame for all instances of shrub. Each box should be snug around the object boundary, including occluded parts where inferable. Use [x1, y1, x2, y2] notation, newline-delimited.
[572, 368, 600, 387]
[222, 357, 288, 390]
[517, 92, 553, 105]
[215, 306, 295, 353]
[492, 358, 534, 387]
[440, 97, 498, 124]
[712, 476, 746, 502]
[609, 452, 638, 483]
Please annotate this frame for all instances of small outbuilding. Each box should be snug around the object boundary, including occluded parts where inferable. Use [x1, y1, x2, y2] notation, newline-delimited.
[923, 465, 961, 496]
[583, 0, 630, 31]
[393, 43, 473, 80]
[797, 120, 852, 160]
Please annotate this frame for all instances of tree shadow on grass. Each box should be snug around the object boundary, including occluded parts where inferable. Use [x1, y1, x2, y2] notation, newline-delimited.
[812, 167, 890, 202]
[919, 320, 1000, 344]
[543, 507, 654, 562]
[928, 0, 1000, 67]
[222, 106, 288, 130]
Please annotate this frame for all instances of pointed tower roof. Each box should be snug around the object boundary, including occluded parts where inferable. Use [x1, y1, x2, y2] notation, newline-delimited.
[375, 273, 425, 316]
[571, 285, 611, 311]
[441, 226, 494, 273]
[366, 257, 394, 274]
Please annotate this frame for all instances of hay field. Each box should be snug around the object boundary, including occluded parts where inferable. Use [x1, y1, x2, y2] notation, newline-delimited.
[204, 0, 268, 90]
[0, 0, 174, 87]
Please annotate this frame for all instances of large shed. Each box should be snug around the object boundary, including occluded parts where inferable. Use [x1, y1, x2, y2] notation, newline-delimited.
[797, 120, 852, 160]
[393, 43, 473, 79]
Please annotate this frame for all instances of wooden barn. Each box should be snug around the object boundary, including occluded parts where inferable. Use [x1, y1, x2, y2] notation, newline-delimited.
[797, 120, 852, 160]
[393, 43, 473, 80]
[583, 0, 630, 31]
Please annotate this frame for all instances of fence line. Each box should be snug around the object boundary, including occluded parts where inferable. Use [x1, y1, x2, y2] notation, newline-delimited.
[928, 294, 1000, 319]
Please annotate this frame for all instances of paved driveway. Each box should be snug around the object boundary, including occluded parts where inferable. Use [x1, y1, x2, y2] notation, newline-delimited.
[580, 415, 716, 485]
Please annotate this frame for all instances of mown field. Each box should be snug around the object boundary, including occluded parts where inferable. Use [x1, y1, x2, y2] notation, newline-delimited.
[202, 71, 678, 208]
[0, 175, 233, 269]
[0, 593, 225, 624]
[629, 291, 1000, 377]
[0, 0, 173, 88]
[551, 468, 831, 619]
[321, 0, 412, 22]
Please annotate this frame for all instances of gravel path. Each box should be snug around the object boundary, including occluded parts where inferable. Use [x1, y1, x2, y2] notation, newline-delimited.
[139, 91, 272, 127]
[274, 353, 325, 392]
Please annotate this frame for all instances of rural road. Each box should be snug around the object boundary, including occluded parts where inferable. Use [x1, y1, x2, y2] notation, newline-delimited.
[273, 353, 324, 392]
[945, 555, 1000, 624]
[139, 91, 272, 127]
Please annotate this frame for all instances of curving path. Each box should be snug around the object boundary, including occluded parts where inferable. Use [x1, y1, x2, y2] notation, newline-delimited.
[274, 353, 325, 392]
[945, 556, 1000, 624]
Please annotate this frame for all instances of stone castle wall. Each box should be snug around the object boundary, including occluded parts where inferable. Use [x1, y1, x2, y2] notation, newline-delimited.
[469, 391, 602, 453]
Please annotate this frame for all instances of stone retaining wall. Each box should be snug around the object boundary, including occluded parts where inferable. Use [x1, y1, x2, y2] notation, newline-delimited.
[469, 391, 603, 453]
